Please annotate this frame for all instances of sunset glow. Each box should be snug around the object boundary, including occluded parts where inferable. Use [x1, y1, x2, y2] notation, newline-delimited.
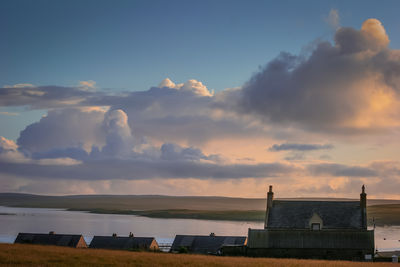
[2, 1, 400, 199]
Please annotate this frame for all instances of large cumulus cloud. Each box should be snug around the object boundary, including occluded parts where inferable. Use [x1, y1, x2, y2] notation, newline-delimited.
[0, 78, 267, 145]
[0, 106, 296, 180]
[240, 19, 400, 133]
[18, 108, 105, 154]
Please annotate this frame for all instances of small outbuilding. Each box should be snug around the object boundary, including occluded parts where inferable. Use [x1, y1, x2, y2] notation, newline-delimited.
[170, 233, 247, 254]
[89, 233, 159, 251]
[14, 231, 87, 248]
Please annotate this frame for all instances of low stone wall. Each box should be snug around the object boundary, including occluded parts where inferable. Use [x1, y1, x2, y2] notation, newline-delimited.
[221, 229, 375, 260]
[247, 229, 374, 250]
[245, 248, 373, 260]
[221, 246, 374, 261]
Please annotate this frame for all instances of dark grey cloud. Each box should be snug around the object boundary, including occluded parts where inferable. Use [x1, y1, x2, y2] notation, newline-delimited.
[269, 143, 333, 152]
[307, 163, 377, 177]
[239, 19, 400, 133]
[0, 158, 297, 181]
[32, 147, 89, 161]
[284, 153, 306, 161]
[160, 143, 221, 162]
[0, 85, 104, 109]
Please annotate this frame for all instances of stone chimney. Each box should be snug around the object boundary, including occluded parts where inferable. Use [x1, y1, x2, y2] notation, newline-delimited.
[360, 185, 367, 229]
[264, 185, 274, 229]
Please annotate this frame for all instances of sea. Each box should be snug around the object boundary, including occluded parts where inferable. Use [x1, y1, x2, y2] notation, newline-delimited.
[0, 206, 399, 252]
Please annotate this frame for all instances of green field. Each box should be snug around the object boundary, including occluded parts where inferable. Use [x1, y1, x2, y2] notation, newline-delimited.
[0, 244, 394, 267]
[1, 193, 400, 225]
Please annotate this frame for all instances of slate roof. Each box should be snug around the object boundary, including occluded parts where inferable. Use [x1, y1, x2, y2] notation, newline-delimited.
[170, 235, 247, 254]
[89, 236, 158, 250]
[14, 233, 86, 247]
[267, 200, 362, 229]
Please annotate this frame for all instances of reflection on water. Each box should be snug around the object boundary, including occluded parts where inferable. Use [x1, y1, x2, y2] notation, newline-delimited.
[0, 206, 399, 251]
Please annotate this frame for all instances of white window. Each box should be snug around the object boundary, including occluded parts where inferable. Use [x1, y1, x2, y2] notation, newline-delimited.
[311, 223, 320, 230]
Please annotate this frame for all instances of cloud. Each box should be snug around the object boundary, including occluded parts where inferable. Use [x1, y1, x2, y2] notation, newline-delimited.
[0, 159, 297, 181]
[0, 111, 19, 116]
[158, 78, 214, 97]
[106, 79, 265, 145]
[100, 109, 134, 158]
[239, 18, 400, 134]
[1, 132, 299, 181]
[0, 85, 99, 109]
[79, 80, 96, 91]
[0, 136, 18, 152]
[2, 19, 400, 197]
[3, 83, 35, 88]
[307, 163, 377, 177]
[325, 9, 340, 29]
[3, 106, 296, 181]
[284, 153, 306, 161]
[160, 143, 220, 162]
[0, 78, 266, 146]
[17, 108, 106, 154]
[0, 136, 81, 166]
[0, 137, 29, 163]
[269, 143, 333, 151]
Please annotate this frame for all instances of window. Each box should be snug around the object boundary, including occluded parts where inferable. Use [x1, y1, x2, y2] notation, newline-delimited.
[311, 223, 320, 230]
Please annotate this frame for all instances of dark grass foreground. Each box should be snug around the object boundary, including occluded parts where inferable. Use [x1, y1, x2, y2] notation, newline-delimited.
[0, 244, 394, 267]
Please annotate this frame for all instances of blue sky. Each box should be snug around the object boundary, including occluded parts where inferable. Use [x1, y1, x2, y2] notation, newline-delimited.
[2, 1, 400, 197]
[2, 0, 400, 92]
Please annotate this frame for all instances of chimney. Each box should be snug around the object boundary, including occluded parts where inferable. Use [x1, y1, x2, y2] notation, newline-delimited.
[112, 233, 117, 237]
[360, 185, 367, 229]
[49, 231, 55, 235]
[264, 185, 274, 229]
[129, 232, 134, 238]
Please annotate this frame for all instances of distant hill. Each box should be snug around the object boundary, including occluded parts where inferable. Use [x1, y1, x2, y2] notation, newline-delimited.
[1, 193, 399, 211]
[0, 193, 267, 211]
[1, 193, 400, 225]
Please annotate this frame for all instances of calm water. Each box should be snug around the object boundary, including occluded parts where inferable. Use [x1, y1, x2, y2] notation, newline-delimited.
[0, 206, 399, 251]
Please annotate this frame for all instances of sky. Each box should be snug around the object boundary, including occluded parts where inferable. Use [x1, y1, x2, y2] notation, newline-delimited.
[2, 0, 400, 198]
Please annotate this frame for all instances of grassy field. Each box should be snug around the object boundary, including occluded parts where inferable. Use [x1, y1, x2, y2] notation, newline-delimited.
[0, 244, 394, 267]
[1, 193, 400, 225]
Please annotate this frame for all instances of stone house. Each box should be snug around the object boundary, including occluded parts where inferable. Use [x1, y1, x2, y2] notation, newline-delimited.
[246, 185, 375, 260]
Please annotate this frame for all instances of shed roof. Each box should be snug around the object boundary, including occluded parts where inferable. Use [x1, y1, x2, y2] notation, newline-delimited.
[89, 236, 157, 250]
[170, 235, 247, 254]
[14, 233, 86, 247]
[267, 200, 362, 229]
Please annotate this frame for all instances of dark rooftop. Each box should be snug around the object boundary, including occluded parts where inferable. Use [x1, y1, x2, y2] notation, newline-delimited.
[14, 232, 86, 247]
[89, 236, 157, 250]
[267, 200, 362, 229]
[170, 235, 247, 254]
